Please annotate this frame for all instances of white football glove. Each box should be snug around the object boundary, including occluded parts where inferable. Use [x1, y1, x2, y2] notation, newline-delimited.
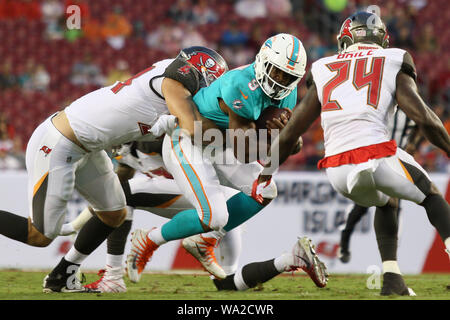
[251, 175, 277, 204]
[150, 114, 178, 138]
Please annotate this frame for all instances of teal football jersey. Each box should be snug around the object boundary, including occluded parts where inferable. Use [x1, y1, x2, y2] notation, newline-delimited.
[193, 63, 298, 129]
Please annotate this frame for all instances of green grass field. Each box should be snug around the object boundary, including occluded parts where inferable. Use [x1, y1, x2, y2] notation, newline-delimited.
[0, 270, 449, 300]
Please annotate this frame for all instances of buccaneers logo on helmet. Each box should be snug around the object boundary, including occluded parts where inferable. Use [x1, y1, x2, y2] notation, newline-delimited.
[179, 46, 228, 87]
[338, 18, 353, 44]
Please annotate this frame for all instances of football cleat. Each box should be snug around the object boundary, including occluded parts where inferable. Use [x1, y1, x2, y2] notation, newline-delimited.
[126, 229, 159, 283]
[182, 235, 227, 280]
[43, 273, 99, 293]
[289, 236, 329, 288]
[381, 272, 416, 296]
[84, 266, 127, 293]
[337, 247, 351, 264]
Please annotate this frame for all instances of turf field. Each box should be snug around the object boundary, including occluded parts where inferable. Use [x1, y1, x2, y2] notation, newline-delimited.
[0, 270, 448, 300]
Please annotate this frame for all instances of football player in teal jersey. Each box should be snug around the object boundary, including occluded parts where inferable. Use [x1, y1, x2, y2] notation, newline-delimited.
[126, 34, 328, 288]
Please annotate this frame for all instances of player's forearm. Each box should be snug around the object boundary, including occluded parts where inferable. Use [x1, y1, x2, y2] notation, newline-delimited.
[419, 119, 450, 156]
[261, 130, 299, 176]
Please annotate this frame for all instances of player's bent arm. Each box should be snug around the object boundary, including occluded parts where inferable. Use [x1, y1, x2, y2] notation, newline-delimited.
[404, 125, 423, 156]
[162, 78, 199, 137]
[262, 84, 321, 176]
[395, 72, 450, 157]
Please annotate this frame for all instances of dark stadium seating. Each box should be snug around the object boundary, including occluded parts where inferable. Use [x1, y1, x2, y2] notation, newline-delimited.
[0, 0, 448, 171]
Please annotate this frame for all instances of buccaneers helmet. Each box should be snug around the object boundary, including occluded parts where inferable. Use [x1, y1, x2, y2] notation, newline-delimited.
[337, 11, 389, 52]
[178, 46, 228, 87]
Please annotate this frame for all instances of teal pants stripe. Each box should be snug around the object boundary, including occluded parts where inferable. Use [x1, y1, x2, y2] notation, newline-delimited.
[171, 128, 211, 226]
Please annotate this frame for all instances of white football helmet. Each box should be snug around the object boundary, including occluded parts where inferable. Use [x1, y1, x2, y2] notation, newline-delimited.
[254, 33, 307, 100]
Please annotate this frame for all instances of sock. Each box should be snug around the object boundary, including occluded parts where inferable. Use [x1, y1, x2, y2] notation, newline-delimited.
[106, 254, 124, 268]
[0, 210, 28, 243]
[71, 207, 94, 231]
[274, 253, 294, 272]
[223, 192, 264, 232]
[65, 247, 88, 264]
[73, 215, 115, 256]
[200, 229, 226, 241]
[374, 203, 399, 262]
[445, 238, 450, 252]
[420, 193, 450, 241]
[148, 227, 166, 246]
[107, 220, 132, 255]
[236, 259, 281, 290]
[60, 223, 75, 235]
[382, 260, 402, 274]
[160, 209, 205, 242]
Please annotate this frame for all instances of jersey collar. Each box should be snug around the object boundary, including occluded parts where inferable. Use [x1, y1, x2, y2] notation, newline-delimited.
[344, 43, 382, 52]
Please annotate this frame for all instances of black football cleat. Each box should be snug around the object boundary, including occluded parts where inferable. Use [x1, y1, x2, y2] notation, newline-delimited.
[338, 247, 351, 263]
[380, 272, 416, 296]
[43, 274, 100, 293]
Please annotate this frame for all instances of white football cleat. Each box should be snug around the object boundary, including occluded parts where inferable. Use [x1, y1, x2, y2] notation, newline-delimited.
[182, 235, 227, 280]
[84, 266, 127, 293]
[126, 229, 159, 283]
[289, 236, 329, 288]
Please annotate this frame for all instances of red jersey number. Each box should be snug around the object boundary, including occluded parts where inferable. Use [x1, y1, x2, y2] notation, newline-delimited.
[322, 57, 385, 112]
[111, 66, 155, 94]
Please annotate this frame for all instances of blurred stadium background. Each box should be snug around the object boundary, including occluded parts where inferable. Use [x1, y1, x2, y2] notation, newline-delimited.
[0, 0, 448, 172]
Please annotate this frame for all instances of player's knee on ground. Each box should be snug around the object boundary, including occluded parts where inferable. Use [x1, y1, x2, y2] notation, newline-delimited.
[96, 208, 127, 228]
[27, 219, 53, 247]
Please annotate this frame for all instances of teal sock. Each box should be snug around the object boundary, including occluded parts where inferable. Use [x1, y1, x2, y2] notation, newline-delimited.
[161, 209, 205, 241]
[224, 192, 265, 232]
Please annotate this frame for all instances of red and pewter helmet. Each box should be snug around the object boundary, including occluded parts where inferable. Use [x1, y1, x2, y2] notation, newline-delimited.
[337, 11, 389, 52]
[178, 46, 228, 87]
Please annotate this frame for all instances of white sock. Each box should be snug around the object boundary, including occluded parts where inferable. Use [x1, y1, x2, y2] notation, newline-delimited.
[202, 228, 226, 240]
[59, 223, 75, 236]
[148, 228, 167, 246]
[444, 237, 450, 253]
[65, 247, 88, 265]
[106, 254, 123, 269]
[382, 260, 402, 274]
[273, 253, 294, 272]
[71, 207, 94, 231]
[233, 267, 249, 291]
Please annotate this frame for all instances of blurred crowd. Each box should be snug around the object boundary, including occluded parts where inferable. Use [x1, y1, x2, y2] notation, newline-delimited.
[0, 0, 448, 172]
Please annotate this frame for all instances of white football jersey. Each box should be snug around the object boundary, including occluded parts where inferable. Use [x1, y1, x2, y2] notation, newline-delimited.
[311, 44, 408, 157]
[65, 59, 174, 152]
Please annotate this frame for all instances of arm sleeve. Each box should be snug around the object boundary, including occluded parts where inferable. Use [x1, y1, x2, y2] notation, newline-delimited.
[161, 58, 201, 96]
[400, 51, 417, 82]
